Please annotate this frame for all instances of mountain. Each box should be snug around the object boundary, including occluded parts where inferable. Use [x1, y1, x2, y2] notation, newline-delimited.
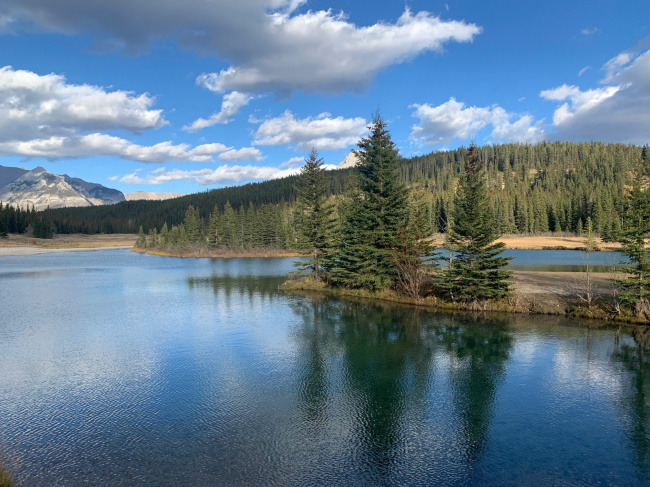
[0, 165, 125, 210]
[338, 151, 360, 168]
[125, 191, 183, 201]
[0, 165, 29, 189]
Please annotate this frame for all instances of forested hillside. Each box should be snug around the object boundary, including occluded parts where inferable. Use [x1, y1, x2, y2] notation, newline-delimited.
[5, 141, 643, 238]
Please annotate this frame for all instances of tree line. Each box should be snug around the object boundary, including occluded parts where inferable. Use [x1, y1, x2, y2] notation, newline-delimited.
[135, 201, 294, 253]
[0, 202, 53, 238]
[22, 140, 641, 239]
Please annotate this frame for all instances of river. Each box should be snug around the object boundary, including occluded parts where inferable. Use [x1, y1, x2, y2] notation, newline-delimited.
[0, 250, 647, 486]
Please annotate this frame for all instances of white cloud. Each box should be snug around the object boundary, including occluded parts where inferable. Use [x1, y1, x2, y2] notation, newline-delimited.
[491, 114, 545, 144]
[116, 165, 303, 186]
[112, 170, 144, 184]
[253, 110, 367, 150]
[602, 52, 633, 83]
[201, 9, 481, 95]
[410, 98, 544, 146]
[183, 91, 254, 132]
[217, 147, 263, 162]
[0, 1, 480, 95]
[0, 133, 233, 163]
[540, 84, 620, 126]
[577, 66, 591, 77]
[0, 65, 166, 143]
[580, 27, 601, 36]
[279, 156, 305, 168]
[540, 47, 650, 144]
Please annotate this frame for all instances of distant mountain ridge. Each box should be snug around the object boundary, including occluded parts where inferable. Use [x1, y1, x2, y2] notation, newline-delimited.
[0, 165, 125, 210]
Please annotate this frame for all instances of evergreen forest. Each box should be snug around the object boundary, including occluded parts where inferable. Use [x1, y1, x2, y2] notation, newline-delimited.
[4, 140, 643, 240]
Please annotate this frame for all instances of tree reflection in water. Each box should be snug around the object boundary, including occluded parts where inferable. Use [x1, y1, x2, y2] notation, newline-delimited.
[612, 325, 650, 477]
[289, 296, 514, 484]
[434, 315, 513, 479]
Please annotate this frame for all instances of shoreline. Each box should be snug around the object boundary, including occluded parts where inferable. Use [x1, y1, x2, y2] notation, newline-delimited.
[0, 246, 132, 257]
[0, 233, 136, 257]
[130, 247, 301, 259]
[281, 273, 648, 325]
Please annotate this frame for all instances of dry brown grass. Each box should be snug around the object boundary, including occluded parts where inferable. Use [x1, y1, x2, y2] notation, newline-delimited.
[428, 233, 621, 251]
[0, 233, 135, 249]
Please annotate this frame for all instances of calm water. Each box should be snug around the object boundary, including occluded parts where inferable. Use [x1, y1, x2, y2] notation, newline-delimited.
[0, 250, 648, 486]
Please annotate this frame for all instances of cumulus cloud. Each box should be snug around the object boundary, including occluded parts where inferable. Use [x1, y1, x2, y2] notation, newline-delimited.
[279, 156, 305, 168]
[540, 46, 650, 144]
[0, 133, 232, 163]
[0, 65, 264, 163]
[111, 165, 301, 186]
[0, 1, 481, 95]
[201, 9, 481, 95]
[109, 170, 143, 184]
[110, 159, 339, 186]
[183, 91, 254, 131]
[217, 147, 263, 162]
[0, 65, 166, 142]
[410, 98, 544, 146]
[253, 111, 367, 150]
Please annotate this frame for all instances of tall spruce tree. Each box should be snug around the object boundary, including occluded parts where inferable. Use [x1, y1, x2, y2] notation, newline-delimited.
[331, 113, 408, 290]
[442, 145, 512, 302]
[293, 149, 333, 279]
[135, 225, 146, 248]
[618, 151, 650, 317]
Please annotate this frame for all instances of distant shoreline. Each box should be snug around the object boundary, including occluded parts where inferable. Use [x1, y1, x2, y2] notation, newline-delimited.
[0, 233, 622, 258]
[130, 247, 302, 259]
[0, 246, 131, 257]
[0, 233, 135, 257]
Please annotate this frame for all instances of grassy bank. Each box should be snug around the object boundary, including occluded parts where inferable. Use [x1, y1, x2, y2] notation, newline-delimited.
[281, 274, 648, 325]
[0, 233, 135, 249]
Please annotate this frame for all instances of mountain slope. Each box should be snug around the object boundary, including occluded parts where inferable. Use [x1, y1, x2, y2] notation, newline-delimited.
[0, 167, 125, 210]
[0, 165, 29, 189]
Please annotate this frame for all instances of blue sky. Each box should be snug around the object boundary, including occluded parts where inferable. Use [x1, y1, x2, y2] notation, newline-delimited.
[0, 0, 648, 194]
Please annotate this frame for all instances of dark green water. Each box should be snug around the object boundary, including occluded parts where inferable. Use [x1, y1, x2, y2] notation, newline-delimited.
[0, 250, 648, 486]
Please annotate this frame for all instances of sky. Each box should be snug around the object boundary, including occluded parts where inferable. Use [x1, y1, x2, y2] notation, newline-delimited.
[0, 0, 648, 194]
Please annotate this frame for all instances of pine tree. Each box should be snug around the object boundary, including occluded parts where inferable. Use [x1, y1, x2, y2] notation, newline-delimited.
[618, 154, 650, 317]
[207, 205, 220, 247]
[183, 205, 204, 244]
[160, 222, 169, 248]
[392, 183, 438, 298]
[135, 226, 146, 248]
[148, 227, 159, 248]
[331, 113, 408, 289]
[441, 144, 512, 302]
[293, 149, 333, 279]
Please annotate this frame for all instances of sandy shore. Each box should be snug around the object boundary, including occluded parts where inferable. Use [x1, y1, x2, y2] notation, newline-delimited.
[0, 233, 135, 257]
[429, 233, 621, 251]
[0, 246, 132, 257]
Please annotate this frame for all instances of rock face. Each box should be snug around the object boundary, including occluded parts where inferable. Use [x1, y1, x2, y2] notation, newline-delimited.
[338, 151, 360, 169]
[0, 165, 125, 210]
[125, 192, 183, 201]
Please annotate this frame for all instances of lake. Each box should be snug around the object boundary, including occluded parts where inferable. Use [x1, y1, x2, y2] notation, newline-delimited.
[0, 250, 648, 486]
